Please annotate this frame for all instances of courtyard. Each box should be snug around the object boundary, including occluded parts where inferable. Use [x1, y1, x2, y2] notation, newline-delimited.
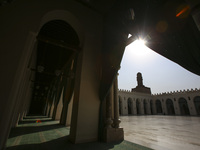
[120, 115, 200, 150]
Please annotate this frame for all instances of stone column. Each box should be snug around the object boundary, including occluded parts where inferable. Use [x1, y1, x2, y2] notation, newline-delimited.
[113, 75, 121, 128]
[105, 88, 113, 128]
[104, 75, 124, 143]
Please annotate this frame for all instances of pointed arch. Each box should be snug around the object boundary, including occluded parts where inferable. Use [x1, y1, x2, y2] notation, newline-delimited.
[118, 96, 123, 115]
[194, 96, 200, 115]
[136, 99, 140, 115]
[166, 99, 175, 115]
[156, 99, 162, 114]
[143, 99, 148, 115]
[127, 98, 133, 115]
[178, 98, 190, 115]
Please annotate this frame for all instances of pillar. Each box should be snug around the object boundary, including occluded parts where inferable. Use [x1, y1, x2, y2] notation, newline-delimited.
[103, 76, 124, 143]
[113, 75, 121, 128]
[105, 88, 113, 128]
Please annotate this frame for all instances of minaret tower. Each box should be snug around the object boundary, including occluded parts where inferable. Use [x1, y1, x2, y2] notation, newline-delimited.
[137, 72, 143, 87]
[132, 72, 151, 94]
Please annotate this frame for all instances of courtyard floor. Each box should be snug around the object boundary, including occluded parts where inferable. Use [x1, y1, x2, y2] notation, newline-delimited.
[6, 116, 152, 150]
[120, 115, 200, 150]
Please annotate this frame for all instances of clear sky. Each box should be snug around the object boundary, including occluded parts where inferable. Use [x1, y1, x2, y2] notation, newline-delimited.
[118, 39, 200, 94]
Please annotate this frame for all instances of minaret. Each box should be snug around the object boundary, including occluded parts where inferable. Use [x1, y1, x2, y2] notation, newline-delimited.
[137, 72, 143, 87]
[132, 72, 151, 94]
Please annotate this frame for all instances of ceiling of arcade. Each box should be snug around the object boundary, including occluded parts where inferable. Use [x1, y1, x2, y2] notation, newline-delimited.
[18, 0, 199, 103]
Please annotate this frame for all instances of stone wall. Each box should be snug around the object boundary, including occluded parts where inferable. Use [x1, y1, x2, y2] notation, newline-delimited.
[118, 88, 200, 116]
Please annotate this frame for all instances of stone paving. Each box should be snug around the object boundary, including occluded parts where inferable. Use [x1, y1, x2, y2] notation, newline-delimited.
[120, 115, 200, 150]
[6, 116, 152, 150]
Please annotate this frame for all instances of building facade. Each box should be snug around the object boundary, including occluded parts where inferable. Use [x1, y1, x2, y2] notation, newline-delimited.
[119, 73, 200, 116]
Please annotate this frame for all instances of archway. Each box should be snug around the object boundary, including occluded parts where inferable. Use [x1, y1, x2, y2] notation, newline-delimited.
[29, 20, 80, 116]
[136, 99, 140, 115]
[119, 96, 123, 115]
[194, 96, 200, 115]
[156, 100, 162, 114]
[127, 98, 132, 115]
[166, 99, 175, 115]
[178, 98, 190, 115]
[150, 100, 153, 114]
[143, 99, 148, 115]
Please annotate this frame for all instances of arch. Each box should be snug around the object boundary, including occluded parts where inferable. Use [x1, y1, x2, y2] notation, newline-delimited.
[143, 99, 148, 115]
[156, 100, 162, 114]
[29, 19, 80, 115]
[118, 96, 123, 115]
[150, 100, 153, 114]
[166, 99, 175, 115]
[194, 96, 200, 115]
[127, 98, 133, 115]
[136, 99, 140, 115]
[178, 98, 190, 115]
[39, 10, 84, 46]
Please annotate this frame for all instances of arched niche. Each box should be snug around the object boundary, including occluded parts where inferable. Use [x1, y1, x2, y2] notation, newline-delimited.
[136, 99, 140, 115]
[166, 99, 175, 115]
[194, 96, 200, 115]
[118, 96, 123, 115]
[127, 98, 133, 115]
[178, 98, 190, 115]
[143, 99, 148, 115]
[156, 99, 162, 114]
[150, 100, 153, 114]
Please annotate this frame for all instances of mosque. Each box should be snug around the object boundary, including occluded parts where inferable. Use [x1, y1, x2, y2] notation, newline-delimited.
[119, 72, 200, 116]
[0, 0, 200, 150]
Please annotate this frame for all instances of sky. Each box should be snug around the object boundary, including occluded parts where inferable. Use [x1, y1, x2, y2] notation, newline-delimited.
[118, 39, 200, 94]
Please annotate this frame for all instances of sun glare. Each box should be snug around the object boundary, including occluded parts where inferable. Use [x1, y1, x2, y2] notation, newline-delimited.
[126, 39, 150, 57]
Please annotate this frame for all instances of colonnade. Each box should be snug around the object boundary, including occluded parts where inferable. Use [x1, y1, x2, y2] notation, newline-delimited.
[119, 91, 200, 116]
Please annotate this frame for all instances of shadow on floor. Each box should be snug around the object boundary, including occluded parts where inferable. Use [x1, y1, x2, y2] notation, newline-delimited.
[6, 136, 116, 150]
[6, 136, 151, 150]
[9, 123, 65, 138]
[6, 116, 152, 150]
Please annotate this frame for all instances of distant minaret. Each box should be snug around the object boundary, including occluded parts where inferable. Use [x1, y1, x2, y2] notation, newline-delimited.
[132, 72, 151, 94]
[137, 72, 143, 87]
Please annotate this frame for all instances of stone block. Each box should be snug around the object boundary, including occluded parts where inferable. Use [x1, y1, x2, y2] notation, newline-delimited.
[103, 127, 124, 143]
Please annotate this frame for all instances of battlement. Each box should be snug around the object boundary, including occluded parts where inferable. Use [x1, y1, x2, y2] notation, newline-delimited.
[119, 88, 200, 96]
[152, 88, 200, 96]
[118, 89, 131, 93]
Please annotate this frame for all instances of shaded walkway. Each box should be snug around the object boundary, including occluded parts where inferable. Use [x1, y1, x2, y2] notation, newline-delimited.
[6, 116, 152, 150]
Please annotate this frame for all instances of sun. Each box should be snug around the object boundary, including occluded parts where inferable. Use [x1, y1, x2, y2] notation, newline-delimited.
[126, 39, 151, 57]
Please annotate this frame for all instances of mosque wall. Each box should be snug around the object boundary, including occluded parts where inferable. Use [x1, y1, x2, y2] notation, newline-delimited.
[118, 88, 200, 116]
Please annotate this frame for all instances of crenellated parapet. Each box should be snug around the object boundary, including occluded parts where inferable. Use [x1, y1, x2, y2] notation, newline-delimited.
[152, 88, 200, 96]
[118, 89, 131, 93]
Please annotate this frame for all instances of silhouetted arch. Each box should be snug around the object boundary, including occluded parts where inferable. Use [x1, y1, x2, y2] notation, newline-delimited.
[178, 98, 190, 115]
[194, 96, 200, 115]
[144, 99, 148, 115]
[136, 99, 140, 115]
[166, 99, 175, 115]
[127, 98, 132, 115]
[30, 19, 80, 115]
[156, 100, 162, 114]
[118, 96, 123, 115]
[150, 100, 153, 114]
